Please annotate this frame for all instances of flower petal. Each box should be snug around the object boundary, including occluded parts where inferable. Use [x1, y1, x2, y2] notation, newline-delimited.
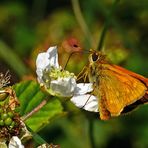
[46, 46, 59, 69]
[74, 83, 93, 95]
[36, 52, 50, 82]
[71, 94, 98, 112]
[36, 46, 59, 83]
[49, 77, 77, 97]
[9, 136, 24, 148]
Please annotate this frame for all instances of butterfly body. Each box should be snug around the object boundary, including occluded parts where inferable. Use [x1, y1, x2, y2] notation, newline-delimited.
[87, 50, 148, 120]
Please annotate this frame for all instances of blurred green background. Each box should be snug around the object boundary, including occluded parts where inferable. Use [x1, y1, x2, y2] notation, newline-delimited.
[0, 0, 148, 148]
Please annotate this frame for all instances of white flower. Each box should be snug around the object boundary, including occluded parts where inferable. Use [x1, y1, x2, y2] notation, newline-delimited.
[9, 136, 24, 148]
[36, 46, 98, 112]
[36, 46, 77, 97]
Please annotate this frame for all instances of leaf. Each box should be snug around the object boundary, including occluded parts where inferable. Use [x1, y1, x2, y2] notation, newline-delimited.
[13, 80, 63, 132]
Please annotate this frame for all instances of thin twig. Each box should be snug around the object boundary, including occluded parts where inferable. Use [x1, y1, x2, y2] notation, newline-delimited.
[71, 0, 95, 48]
[97, 0, 120, 51]
[21, 99, 48, 121]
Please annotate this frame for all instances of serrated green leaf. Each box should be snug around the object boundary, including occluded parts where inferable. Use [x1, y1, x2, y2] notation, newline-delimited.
[13, 80, 63, 132]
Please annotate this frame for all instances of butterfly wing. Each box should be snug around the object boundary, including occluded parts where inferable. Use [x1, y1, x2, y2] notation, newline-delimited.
[96, 64, 147, 120]
[110, 64, 148, 103]
[111, 65, 148, 87]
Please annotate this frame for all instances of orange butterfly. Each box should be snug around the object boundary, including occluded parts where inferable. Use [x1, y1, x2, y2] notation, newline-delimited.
[82, 49, 148, 120]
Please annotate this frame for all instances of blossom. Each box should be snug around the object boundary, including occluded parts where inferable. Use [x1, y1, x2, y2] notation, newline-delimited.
[9, 136, 24, 148]
[36, 46, 98, 112]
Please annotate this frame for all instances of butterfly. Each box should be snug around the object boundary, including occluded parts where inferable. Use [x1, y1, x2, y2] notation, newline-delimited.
[81, 49, 148, 120]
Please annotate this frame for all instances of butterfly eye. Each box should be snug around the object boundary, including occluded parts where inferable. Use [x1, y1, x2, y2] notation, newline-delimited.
[92, 53, 99, 61]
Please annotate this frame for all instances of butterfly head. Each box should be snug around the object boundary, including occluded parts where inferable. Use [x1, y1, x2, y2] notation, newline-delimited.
[89, 49, 106, 64]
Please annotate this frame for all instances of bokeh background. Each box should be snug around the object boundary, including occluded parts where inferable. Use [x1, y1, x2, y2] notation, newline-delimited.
[0, 0, 148, 148]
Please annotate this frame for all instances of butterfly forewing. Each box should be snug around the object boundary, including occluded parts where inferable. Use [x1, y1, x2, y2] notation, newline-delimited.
[111, 65, 148, 87]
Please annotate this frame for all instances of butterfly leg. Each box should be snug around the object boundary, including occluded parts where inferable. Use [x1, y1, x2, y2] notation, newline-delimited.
[77, 66, 88, 82]
[81, 85, 98, 112]
[81, 94, 92, 109]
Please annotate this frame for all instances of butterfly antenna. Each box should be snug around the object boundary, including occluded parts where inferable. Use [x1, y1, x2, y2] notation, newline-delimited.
[64, 52, 74, 70]
[64, 51, 83, 70]
[63, 49, 90, 70]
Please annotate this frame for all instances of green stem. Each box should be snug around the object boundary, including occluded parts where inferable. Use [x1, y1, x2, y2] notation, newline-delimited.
[0, 41, 29, 78]
[88, 119, 95, 148]
[97, 22, 109, 51]
[71, 0, 95, 48]
[27, 125, 49, 145]
[97, 0, 120, 51]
